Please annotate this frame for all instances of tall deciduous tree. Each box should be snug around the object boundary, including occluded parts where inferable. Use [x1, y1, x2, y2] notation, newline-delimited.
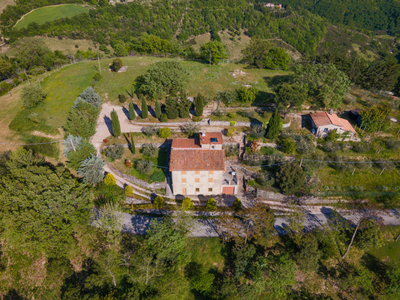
[141, 95, 148, 119]
[274, 83, 307, 109]
[136, 61, 189, 97]
[0, 149, 94, 297]
[21, 84, 47, 108]
[293, 63, 351, 108]
[241, 38, 271, 68]
[155, 99, 161, 119]
[111, 109, 121, 137]
[275, 162, 305, 195]
[266, 109, 280, 140]
[194, 93, 204, 117]
[264, 48, 291, 70]
[200, 41, 228, 65]
[128, 102, 136, 120]
[216, 202, 275, 248]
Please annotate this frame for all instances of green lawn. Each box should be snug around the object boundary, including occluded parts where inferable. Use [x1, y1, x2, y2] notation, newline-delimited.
[8, 57, 283, 135]
[14, 4, 90, 30]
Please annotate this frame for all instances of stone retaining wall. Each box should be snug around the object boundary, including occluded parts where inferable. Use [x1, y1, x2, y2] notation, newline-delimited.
[108, 165, 167, 190]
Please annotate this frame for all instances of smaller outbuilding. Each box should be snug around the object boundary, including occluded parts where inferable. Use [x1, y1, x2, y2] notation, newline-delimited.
[310, 111, 357, 139]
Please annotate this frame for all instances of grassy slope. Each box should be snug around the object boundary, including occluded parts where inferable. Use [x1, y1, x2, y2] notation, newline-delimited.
[0, 56, 285, 147]
[14, 4, 90, 30]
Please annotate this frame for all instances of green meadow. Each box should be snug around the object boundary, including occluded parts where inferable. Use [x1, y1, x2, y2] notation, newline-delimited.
[6, 56, 286, 137]
[14, 4, 90, 30]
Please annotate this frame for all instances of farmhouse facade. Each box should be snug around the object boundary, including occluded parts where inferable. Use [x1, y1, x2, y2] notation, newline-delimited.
[310, 111, 357, 138]
[169, 132, 238, 196]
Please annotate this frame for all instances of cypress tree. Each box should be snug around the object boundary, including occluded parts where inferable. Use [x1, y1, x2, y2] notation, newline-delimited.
[266, 108, 280, 140]
[130, 133, 135, 154]
[194, 93, 204, 116]
[129, 102, 136, 120]
[141, 95, 148, 119]
[155, 99, 161, 119]
[111, 109, 121, 137]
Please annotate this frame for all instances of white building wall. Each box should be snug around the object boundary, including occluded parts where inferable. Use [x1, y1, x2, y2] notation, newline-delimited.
[172, 170, 224, 195]
[315, 124, 342, 138]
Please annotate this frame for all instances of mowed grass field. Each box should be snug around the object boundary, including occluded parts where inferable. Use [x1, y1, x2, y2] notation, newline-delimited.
[14, 4, 90, 30]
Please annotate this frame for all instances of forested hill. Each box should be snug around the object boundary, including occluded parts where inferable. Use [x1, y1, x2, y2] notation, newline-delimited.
[1, 0, 328, 55]
[279, 0, 400, 34]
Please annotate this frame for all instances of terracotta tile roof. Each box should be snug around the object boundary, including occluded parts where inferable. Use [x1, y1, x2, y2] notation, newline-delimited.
[171, 138, 201, 149]
[310, 112, 356, 133]
[170, 149, 225, 171]
[200, 132, 223, 145]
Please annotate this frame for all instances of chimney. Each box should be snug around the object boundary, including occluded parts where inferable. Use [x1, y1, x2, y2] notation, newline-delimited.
[329, 109, 333, 115]
[201, 132, 206, 137]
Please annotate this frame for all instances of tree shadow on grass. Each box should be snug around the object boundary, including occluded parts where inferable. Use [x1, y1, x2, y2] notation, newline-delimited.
[264, 75, 292, 88]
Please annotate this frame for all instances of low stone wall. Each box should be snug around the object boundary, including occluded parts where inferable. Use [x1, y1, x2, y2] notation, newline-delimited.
[108, 165, 167, 190]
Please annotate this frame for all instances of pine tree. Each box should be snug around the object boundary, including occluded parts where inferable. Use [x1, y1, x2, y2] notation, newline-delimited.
[155, 99, 161, 119]
[111, 109, 121, 137]
[77, 154, 106, 186]
[141, 95, 148, 119]
[266, 108, 280, 140]
[194, 93, 204, 116]
[128, 102, 136, 120]
[130, 133, 135, 154]
[74, 86, 102, 108]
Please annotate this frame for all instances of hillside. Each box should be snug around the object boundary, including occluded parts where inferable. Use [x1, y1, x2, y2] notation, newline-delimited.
[279, 0, 400, 34]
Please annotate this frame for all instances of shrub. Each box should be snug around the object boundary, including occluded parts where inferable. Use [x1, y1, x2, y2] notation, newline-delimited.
[227, 112, 236, 118]
[225, 144, 239, 157]
[279, 137, 296, 154]
[77, 155, 106, 186]
[142, 144, 158, 157]
[256, 172, 275, 187]
[21, 85, 47, 108]
[150, 170, 166, 182]
[232, 198, 242, 212]
[104, 144, 124, 161]
[243, 153, 263, 166]
[323, 141, 341, 153]
[325, 130, 339, 141]
[104, 173, 116, 186]
[118, 94, 127, 103]
[160, 114, 168, 122]
[247, 179, 256, 187]
[296, 136, 315, 154]
[218, 90, 238, 106]
[136, 160, 152, 174]
[226, 128, 236, 138]
[206, 198, 217, 211]
[276, 162, 305, 195]
[125, 185, 133, 196]
[185, 123, 201, 137]
[158, 127, 171, 138]
[182, 197, 193, 211]
[192, 116, 202, 122]
[143, 126, 159, 136]
[111, 58, 123, 71]
[250, 124, 265, 138]
[93, 72, 102, 82]
[353, 142, 370, 153]
[153, 195, 165, 209]
[230, 121, 236, 126]
[236, 86, 258, 103]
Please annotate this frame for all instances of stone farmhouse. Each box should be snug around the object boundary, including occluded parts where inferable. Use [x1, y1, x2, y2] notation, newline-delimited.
[310, 111, 357, 139]
[169, 132, 238, 196]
